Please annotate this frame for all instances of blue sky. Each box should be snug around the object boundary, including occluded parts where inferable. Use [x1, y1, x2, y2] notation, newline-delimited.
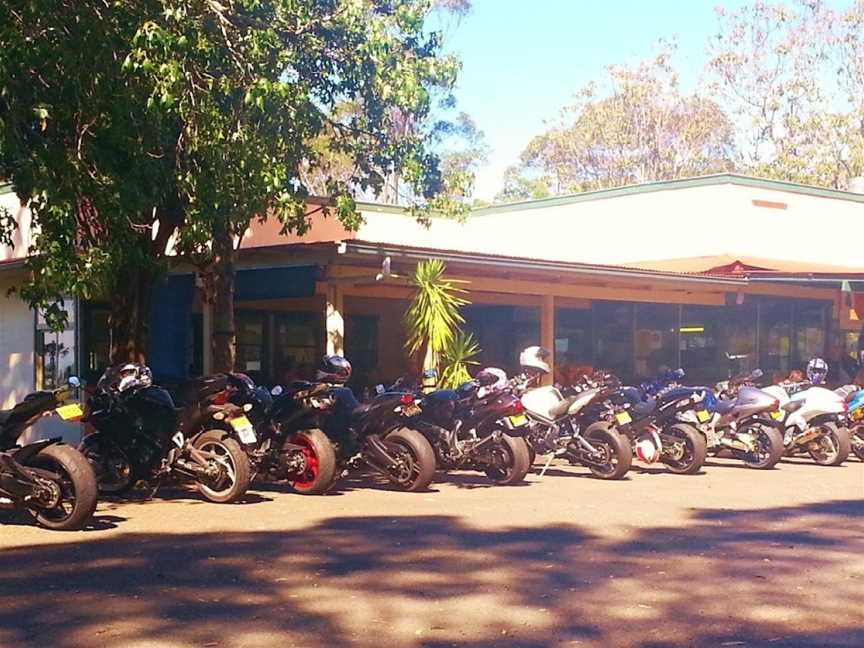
[441, 0, 780, 199]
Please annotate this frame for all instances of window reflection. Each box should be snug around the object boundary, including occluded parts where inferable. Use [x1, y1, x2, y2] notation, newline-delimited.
[634, 304, 678, 379]
[680, 304, 757, 384]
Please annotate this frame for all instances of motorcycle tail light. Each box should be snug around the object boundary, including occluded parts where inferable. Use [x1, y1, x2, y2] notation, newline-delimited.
[399, 393, 414, 406]
[772, 399, 780, 411]
[511, 399, 524, 414]
[213, 390, 230, 406]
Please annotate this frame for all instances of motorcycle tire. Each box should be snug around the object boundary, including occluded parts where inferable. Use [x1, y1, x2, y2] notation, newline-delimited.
[739, 424, 785, 470]
[807, 422, 851, 466]
[79, 435, 136, 496]
[583, 422, 632, 480]
[661, 423, 707, 475]
[527, 444, 537, 467]
[26, 444, 98, 531]
[193, 430, 252, 503]
[383, 428, 436, 492]
[286, 429, 337, 495]
[484, 435, 531, 485]
[852, 426, 864, 462]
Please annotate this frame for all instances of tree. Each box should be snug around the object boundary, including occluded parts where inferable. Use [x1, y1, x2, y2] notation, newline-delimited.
[500, 45, 735, 200]
[0, 1, 469, 370]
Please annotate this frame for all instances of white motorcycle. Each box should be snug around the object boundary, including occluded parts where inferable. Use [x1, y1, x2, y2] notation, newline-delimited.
[761, 382, 851, 466]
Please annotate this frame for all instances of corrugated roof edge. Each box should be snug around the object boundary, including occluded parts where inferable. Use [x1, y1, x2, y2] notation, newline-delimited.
[469, 173, 864, 216]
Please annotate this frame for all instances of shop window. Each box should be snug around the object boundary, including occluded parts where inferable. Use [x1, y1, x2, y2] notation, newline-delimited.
[593, 301, 634, 381]
[81, 304, 110, 385]
[273, 312, 320, 385]
[554, 307, 592, 383]
[634, 304, 678, 379]
[36, 305, 76, 390]
[346, 315, 379, 388]
[759, 299, 794, 378]
[463, 305, 539, 374]
[236, 312, 268, 381]
[793, 301, 827, 366]
[680, 304, 757, 384]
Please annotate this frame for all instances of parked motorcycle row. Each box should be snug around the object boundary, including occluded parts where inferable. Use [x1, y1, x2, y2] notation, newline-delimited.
[1, 347, 861, 532]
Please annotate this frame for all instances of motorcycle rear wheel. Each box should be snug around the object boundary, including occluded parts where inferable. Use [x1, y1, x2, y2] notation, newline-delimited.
[285, 429, 336, 495]
[660, 423, 707, 475]
[582, 422, 632, 480]
[738, 424, 784, 469]
[193, 431, 252, 503]
[483, 435, 531, 485]
[26, 444, 98, 531]
[852, 425, 864, 461]
[383, 428, 436, 491]
[807, 422, 851, 466]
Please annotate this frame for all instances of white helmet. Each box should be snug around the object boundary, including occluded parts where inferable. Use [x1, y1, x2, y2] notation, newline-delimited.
[807, 357, 828, 385]
[476, 367, 508, 398]
[519, 346, 551, 375]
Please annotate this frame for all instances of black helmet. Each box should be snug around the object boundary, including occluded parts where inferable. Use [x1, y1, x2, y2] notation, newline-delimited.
[316, 355, 352, 384]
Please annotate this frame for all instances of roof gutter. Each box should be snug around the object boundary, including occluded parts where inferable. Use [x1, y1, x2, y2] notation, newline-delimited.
[342, 241, 748, 288]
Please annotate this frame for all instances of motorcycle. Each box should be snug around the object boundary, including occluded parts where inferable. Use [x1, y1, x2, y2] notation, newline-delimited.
[80, 365, 252, 503]
[607, 370, 709, 475]
[0, 380, 97, 530]
[761, 381, 851, 466]
[517, 372, 631, 480]
[405, 370, 533, 485]
[845, 388, 864, 461]
[684, 369, 786, 469]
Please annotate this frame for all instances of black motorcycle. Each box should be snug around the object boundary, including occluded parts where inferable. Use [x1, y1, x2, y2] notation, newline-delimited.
[292, 382, 436, 492]
[80, 365, 251, 503]
[403, 372, 533, 485]
[0, 382, 97, 530]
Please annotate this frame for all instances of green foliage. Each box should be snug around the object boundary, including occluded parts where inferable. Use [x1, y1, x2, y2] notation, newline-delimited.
[0, 0, 471, 338]
[439, 329, 480, 389]
[403, 259, 469, 363]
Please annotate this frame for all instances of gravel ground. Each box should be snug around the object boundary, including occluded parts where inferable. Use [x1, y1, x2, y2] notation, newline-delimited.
[1, 455, 862, 648]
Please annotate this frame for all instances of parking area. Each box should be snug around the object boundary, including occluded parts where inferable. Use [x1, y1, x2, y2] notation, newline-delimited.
[1, 457, 863, 648]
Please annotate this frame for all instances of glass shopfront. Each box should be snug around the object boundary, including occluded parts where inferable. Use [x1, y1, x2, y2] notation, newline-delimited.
[462, 305, 540, 374]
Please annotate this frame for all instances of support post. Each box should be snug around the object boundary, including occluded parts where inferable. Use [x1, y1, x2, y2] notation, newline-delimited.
[202, 300, 213, 376]
[326, 284, 345, 357]
[541, 294, 555, 385]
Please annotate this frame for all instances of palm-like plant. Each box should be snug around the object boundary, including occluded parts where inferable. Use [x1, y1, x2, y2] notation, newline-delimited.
[439, 329, 481, 389]
[404, 259, 470, 376]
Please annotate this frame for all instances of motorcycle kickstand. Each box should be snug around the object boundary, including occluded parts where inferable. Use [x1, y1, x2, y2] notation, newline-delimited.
[537, 453, 555, 479]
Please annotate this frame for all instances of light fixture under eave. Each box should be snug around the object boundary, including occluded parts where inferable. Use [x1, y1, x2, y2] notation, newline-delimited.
[679, 326, 705, 334]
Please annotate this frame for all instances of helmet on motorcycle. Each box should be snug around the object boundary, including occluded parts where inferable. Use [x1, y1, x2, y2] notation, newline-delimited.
[316, 355, 352, 384]
[476, 367, 508, 398]
[806, 357, 828, 385]
[635, 437, 660, 463]
[519, 346, 551, 376]
[115, 363, 153, 393]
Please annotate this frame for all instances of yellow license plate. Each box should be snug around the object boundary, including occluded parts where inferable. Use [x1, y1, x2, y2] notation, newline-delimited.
[509, 413, 528, 426]
[55, 403, 83, 421]
[229, 416, 257, 444]
[229, 415, 252, 431]
[770, 410, 783, 420]
[696, 410, 711, 423]
[615, 411, 632, 425]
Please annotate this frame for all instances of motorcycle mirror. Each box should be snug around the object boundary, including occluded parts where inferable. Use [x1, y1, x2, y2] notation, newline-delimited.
[270, 385, 284, 397]
[751, 369, 764, 379]
[69, 376, 81, 388]
[243, 403, 253, 412]
[375, 384, 385, 395]
[673, 368, 686, 378]
[423, 368, 438, 379]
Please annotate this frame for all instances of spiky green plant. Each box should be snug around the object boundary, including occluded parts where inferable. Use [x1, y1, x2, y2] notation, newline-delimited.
[404, 259, 470, 374]
[439, 329, 481, 389]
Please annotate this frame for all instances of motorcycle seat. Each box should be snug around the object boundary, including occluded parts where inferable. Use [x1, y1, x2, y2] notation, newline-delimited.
[632, 398, 656, 417]
[782, 400, 805, 413]
[548, 395, 578, 420]
[714, 400, 735, 416]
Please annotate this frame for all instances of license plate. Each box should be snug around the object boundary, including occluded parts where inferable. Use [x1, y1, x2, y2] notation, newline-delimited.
[770, 410, 783, 420]
[55, 403, 83, 421]
[229, 416, 257, 444]
[402, 403, 421, 417]
[615, 411, 632, 425]
[696, 409, 711, 423]
[508, 413, 528, 427]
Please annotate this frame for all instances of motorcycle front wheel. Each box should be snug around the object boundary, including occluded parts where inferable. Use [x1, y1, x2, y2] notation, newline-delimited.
[807, 422, 851, 466]
[483, 434, 531, 485]
[193, 431, 252, 503]
[285, 429, 337, 495]
[660, 423, 707, 475]
[382, 428, 436, 492]
[581, 422, 632, 480]
[26, 444, 98, 531]
[738, 424, 785, 469]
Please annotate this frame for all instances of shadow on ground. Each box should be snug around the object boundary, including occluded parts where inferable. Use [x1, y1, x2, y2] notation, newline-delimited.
[1, 499, 862, 647]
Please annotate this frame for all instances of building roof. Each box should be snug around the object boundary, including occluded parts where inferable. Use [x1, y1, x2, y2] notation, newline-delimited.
[625, 254, 864, 276]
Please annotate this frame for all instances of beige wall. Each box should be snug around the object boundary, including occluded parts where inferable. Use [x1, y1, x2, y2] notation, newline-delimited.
[0, 189, 32, 262]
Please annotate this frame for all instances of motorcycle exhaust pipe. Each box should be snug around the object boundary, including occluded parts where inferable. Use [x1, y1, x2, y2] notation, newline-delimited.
[471, 430, 503, 453]
[792, 428, 824, 446]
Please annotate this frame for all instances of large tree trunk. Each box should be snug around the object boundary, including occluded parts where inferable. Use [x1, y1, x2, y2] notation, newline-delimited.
[211, 216, 236, 374]
[109, 267, 155, 365]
